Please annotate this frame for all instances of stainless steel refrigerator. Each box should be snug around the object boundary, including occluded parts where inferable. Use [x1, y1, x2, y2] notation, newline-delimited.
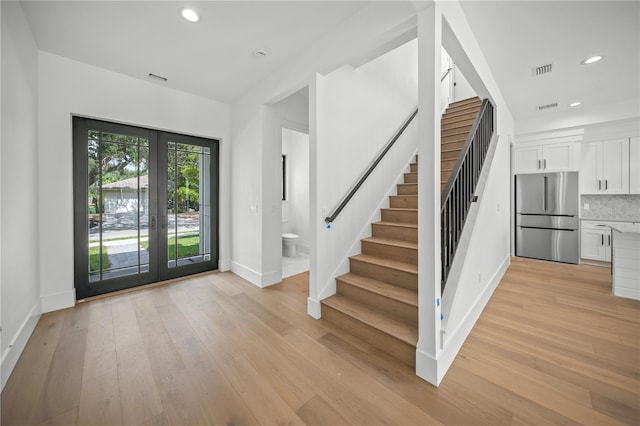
[515, 172, 579, 264]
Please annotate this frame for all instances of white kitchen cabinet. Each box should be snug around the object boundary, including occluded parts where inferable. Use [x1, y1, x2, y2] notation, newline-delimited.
[513, 142, 578, 174]
[630, 137, 640, 194]
[580, 139, 629, 194]
[581, 227, 611, 262]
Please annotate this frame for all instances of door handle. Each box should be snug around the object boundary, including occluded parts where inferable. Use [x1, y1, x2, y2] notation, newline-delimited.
[607, 235, 611, 246]
[161, 216, 167, 229]
[543, 159, 547, 169]
[605, 180, 608, 190]
[538, 159, 541, 169]
[598, 180, 601, 190]
[151, 215, 156, 230]
[601, 234, 604, 245]
[543, 176, 548, 211]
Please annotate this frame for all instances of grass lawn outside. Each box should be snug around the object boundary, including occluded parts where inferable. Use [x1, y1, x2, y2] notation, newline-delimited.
[141, 234, 201, 259]
[89, 246, 111, 272]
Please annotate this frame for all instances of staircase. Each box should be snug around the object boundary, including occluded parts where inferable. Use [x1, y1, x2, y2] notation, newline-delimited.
[441, 97, 482, 192]
[320, 97, 482, 367]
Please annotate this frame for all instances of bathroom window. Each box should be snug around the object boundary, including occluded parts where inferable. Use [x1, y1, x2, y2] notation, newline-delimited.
[282, 154, 287, 201]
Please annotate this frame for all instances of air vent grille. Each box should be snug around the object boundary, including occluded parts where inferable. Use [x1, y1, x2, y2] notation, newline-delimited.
[537, 102, 558, 110]
[533, 63, 553, 76]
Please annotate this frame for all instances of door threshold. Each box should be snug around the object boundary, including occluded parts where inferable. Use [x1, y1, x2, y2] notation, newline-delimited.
[76, 269, 220, 304]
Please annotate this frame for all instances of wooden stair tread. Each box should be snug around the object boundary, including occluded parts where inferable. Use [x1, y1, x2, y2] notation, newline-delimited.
[361, 236, 417, 250]
[382, 207, 417, 212]
[350, 254, 417, 275]
[322, 295, 418, 346]
[373, 221, 417, 229]
[448, 97, 480, 107]
[336, 273, 418, 307]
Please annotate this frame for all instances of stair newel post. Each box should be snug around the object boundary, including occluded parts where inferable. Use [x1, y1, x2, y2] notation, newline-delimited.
[415, 2, 443, 386]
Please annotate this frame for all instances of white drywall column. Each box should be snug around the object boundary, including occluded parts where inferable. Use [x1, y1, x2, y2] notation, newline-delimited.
[416, 3, 442, 385]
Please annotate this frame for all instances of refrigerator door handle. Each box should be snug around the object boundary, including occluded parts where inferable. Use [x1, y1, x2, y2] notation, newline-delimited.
[543, 176, 548, 211]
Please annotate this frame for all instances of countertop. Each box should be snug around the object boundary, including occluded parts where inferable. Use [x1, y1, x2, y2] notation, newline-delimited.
[581, 218, 640, 223]
[607, 222, 640, 234]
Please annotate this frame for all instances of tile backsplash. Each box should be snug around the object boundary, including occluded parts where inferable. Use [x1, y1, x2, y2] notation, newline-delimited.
[581, 194, 640, 222]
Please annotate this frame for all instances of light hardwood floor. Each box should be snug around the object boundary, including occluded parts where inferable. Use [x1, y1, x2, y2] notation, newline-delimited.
[2, 257, 639, 425]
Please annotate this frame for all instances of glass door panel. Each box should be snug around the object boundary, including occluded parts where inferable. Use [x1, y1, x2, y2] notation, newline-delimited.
[160, 135, 217, 280]
[74, 117, 218, 299]
[88, 133, 150, 281]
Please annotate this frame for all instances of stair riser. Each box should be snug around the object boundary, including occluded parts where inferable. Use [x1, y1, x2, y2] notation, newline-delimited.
[321, 304, 415, 367]
[444, 107, 480, 120]
[403, 173, 417, 184]
[448, 98, 481, 108]
[442, 134, 467, 144]
[336, 280, 418, 325]
[442, 158, 458, 170]
[441, 140, 465, 152]
[442, 126, 472, 138]
[442, 149, 461, 161]
[361, 240, 418, 265]
[371, 223, 417, 243]
[349, 258, 417, 290]
[409, 163, 418, 173]
[446, 103, 481, 115]
[442, 117, 476, 130]
[442, 112, 478, 126]
[442, 170, 453, 183]
[389, 195, 417, 209]
[397, 184, 418, 196]
[381, 209, 417, 224]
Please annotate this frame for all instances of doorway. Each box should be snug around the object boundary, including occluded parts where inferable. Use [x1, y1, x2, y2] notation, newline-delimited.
[73, 117, 219, 299]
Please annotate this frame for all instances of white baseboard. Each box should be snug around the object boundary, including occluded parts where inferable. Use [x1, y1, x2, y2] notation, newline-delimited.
[415, 347, 439, 386]
[307, 297, 321, 319]
[41, 290, 75, 313]
[614, 287, 640, 301]
[219, 258, 231, 272]
[231, 261, 281, 288]
[437, 255, 510, 384]
[1, 302, 41, 391]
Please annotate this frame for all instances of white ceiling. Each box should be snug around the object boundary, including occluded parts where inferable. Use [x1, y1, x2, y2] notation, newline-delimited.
[20, 0, 640, 122]
[21, 1, 367, 103]
[460, 0, 640, 121]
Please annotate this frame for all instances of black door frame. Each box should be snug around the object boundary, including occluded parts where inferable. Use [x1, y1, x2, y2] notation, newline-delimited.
[72, 116, 219, 299]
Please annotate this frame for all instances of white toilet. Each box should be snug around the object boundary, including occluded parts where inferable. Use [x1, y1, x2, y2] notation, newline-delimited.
[282, 233, 299, 257]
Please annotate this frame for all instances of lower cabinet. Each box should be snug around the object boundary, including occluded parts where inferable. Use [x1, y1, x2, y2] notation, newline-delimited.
[581, 222, 612, 262]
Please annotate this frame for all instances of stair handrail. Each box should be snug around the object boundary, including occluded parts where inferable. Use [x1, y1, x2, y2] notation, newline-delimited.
[441, 67, 453, 82]
[440, 98, 495, 289]
[324, 108, 418, 226]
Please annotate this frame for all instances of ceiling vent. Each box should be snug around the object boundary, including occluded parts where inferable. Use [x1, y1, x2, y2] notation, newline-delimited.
[536, 102, 558, 111]
[533, 63, 553, 76]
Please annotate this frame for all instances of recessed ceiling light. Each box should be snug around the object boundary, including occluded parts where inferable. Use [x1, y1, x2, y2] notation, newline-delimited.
[569, 102, 582, 107]
[181, 8, 199, 23]
[582, 55, 603, 65]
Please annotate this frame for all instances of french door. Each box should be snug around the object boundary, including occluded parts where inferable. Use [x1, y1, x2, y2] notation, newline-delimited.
[73, 117, 218, 299]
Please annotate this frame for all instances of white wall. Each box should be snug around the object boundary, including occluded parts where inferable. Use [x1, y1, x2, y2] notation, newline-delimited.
[310, 39, 419, 309]
[229, 1, 420, 288]
[282, 128, 310, 253]
[37, 52, 230, 311]
[452, 64, 475, 102]
[1, 0, 42, 390]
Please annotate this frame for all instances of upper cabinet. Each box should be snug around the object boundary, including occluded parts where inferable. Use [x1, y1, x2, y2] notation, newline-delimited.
[513, 141, 578, 174]
[630, 137, 640, 194]
[580, 139, 629, 194]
